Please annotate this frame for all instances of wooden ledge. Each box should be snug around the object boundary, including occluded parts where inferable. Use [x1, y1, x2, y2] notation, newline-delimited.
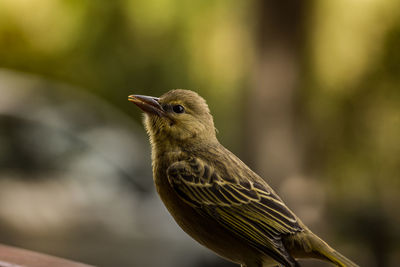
[0, 244, 94, 267]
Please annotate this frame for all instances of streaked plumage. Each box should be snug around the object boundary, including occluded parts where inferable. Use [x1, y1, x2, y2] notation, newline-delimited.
[129, 89, 358, 267]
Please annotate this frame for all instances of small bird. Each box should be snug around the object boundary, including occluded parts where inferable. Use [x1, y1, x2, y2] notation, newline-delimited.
[128, 89, 358, 267]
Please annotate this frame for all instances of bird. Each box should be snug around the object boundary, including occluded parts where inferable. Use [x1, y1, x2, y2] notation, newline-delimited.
[128, 89, 358, 267]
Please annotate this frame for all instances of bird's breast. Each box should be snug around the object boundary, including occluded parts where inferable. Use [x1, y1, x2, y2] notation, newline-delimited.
[151, 155, 260, 265]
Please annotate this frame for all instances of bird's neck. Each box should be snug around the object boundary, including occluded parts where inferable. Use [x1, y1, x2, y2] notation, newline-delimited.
[149, 133, 218, 161]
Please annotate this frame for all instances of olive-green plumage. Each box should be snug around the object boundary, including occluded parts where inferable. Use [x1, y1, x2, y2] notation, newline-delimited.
[128, 89, 358, 267]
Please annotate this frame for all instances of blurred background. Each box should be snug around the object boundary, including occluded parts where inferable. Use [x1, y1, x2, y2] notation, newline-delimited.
[0, 1, 399, 266]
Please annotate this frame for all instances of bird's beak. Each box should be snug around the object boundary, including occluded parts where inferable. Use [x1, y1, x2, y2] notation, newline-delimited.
[128, 94, 165, 116]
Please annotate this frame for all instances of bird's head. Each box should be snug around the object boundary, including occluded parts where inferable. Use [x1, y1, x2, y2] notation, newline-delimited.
[129, 89, 217, 146]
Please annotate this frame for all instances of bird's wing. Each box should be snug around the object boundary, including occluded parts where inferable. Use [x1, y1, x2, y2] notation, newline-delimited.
[167, 157, 303, 266]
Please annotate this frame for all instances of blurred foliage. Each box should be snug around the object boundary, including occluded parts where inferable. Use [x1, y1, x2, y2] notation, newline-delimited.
[0, 0, 251, 149]
[0, 0, 399, 266]
[304, 15, 400, 266]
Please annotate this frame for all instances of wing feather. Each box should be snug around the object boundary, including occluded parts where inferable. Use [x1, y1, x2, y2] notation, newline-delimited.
[167, 158, 303, 266]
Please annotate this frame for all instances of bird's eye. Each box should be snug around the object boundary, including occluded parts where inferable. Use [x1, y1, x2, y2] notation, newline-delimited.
[172, 105, 185, 114]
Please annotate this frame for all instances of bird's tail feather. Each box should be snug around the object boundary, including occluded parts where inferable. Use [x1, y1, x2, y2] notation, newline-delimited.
[308, 234, 358, 267]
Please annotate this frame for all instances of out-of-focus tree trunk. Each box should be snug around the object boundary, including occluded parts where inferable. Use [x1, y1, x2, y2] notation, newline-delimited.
[245, 1, 307, 187]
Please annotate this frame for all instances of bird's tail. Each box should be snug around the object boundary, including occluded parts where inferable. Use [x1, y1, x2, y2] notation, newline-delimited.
[308, 233, 359, 267]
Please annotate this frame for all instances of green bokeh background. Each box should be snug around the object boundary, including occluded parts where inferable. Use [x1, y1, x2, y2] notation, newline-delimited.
[0, 1, 399, 266]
